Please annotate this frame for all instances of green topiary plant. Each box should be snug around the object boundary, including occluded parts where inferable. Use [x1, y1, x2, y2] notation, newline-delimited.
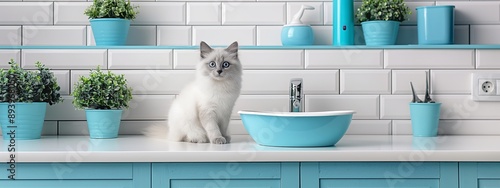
[0, 59, 62, 105]
[356, 0, 411, 23]
[72, 66, 132, 110]
[84, 0, 139, 20]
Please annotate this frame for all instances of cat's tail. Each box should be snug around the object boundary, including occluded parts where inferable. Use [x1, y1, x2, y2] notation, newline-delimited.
[142, 123, 168, 139]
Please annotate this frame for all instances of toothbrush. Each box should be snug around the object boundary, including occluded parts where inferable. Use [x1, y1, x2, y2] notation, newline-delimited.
[410, 82, 423, 103]
[424, 71, 435, 103]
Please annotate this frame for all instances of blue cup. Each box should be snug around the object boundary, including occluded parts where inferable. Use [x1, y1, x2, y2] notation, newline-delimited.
[417, 5, 455, 45]
[409, 103, 441, 137]
[85, 109, 123, 139]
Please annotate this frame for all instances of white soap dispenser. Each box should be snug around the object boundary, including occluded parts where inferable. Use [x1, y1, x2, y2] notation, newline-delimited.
[281, 5, 315, 46]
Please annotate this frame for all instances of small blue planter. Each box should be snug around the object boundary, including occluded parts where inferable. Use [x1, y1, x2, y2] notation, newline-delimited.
[0, 102, 47, 140]
[361, 21, 400, 45]
[85, 109, 123, 139]
[410, 103, 441, 137]
[417, 5, 455, 45]
[90, 18, 130, 46]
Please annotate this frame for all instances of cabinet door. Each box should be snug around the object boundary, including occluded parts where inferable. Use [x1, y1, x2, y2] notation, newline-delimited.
[460, 163, 500, 188]
[152, 162, 299, 188]
[301, 162, 458, 188]
[0, 163, 150, 188]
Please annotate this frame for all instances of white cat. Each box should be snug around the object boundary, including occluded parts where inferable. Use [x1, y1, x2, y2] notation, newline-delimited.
[145, 41, 242, 144]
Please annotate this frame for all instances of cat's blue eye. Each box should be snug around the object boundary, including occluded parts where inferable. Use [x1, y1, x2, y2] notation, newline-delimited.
[208, 61, 216, 68]
[222, 61, 230, 68]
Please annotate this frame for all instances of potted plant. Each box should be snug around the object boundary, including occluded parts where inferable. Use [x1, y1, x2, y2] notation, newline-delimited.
[356, 0, 411, 45]
[84, 0, 139, 46]
[72, 66, 132, 139]
[0, 59, 62, 140]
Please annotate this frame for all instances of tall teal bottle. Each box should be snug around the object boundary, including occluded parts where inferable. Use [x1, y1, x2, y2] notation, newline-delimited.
[333, 0, 354, 45]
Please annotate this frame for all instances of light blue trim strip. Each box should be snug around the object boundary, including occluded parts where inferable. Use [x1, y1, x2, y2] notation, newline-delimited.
[3, 44, 500, 49]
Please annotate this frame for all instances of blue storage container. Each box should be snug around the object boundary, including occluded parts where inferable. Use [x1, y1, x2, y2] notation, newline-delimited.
[333, 0, 354, 45]
[417, 5, 455, 45]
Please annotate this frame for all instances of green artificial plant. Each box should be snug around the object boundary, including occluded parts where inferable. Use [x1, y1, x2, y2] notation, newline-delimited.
[0, 59, 62, 105]
[84, 0, 139, 20]
[72, 66, 132, 110]
[356, 0, 411, 23]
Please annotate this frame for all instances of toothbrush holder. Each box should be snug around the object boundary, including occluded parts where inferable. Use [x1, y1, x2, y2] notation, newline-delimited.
[409, 102, 441, 137]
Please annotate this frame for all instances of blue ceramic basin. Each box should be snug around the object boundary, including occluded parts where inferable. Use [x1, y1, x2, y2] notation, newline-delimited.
[238, 110, 355, 147]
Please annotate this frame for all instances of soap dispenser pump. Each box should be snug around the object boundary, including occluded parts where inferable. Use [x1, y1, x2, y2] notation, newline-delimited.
[281, 5, 315, 46]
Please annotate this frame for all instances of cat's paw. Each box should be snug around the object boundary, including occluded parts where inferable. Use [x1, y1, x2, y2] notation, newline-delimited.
[212, 137, 227, 144]
[223, 135, 231, 143]
[188, 137, 208, 143]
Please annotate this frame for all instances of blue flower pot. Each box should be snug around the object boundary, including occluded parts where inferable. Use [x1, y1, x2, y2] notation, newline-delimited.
[410, 103, 441, 137]
[90, 18, 130, 46]
[361, 21, 400, 45]
[0, 102, 47, 140]
[85, 109, 123, 139]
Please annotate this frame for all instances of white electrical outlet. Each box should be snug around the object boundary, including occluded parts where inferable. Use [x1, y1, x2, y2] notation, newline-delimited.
[479, 79, 495, 95]
[472, 73, 500, 101]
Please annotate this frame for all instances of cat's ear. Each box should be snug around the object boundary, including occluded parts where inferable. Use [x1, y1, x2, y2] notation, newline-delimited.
[225, 41, 238, 54]
[200, 41, 213, 58]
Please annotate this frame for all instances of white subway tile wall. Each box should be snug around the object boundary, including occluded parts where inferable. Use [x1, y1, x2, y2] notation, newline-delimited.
[256, 26, 282, 45]
[392, 70, 428, 95]
[22, 49, 107, 69]
[2, 0, 500, 137]
[53, 70, 70, 95]
[131, 2, 186, 25]
[23, 26, 87, 46]
[347, 120, 392, 135]
[384, 49, 474, 69]
[0, 50, 20, 69]
[306, 95, 380, 119]
[187, 2, 221, 25]
[222, 2, 286, 25]
[54, 2, 90, 25]
[192, 26, 255, 46]
[340, 70, 391, 94]
[0, 26, 21, 46]
[157, 26, 192, 46]
[108, 49, 172, 70]
[0, 2, 53, 25]
[477, 49, 500, 69]
[470, 25, 500, 44]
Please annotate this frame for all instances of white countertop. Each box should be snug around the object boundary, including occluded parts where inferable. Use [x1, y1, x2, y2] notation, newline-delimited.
[1, 135, 499, 162]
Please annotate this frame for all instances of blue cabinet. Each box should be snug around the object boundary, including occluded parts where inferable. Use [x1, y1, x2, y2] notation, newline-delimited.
[2, 162, 498, 188]
[460, 163, 500, 188]
[152, 162, 299, 188]
[0, 163, 150, 188]
[301, 162, 458, 188]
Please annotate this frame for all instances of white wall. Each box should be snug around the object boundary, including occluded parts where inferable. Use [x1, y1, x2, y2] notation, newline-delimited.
[1, 0, 500, 136]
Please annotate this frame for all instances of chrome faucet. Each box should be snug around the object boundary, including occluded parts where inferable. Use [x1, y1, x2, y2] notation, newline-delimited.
[290, 78, 303, 112]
